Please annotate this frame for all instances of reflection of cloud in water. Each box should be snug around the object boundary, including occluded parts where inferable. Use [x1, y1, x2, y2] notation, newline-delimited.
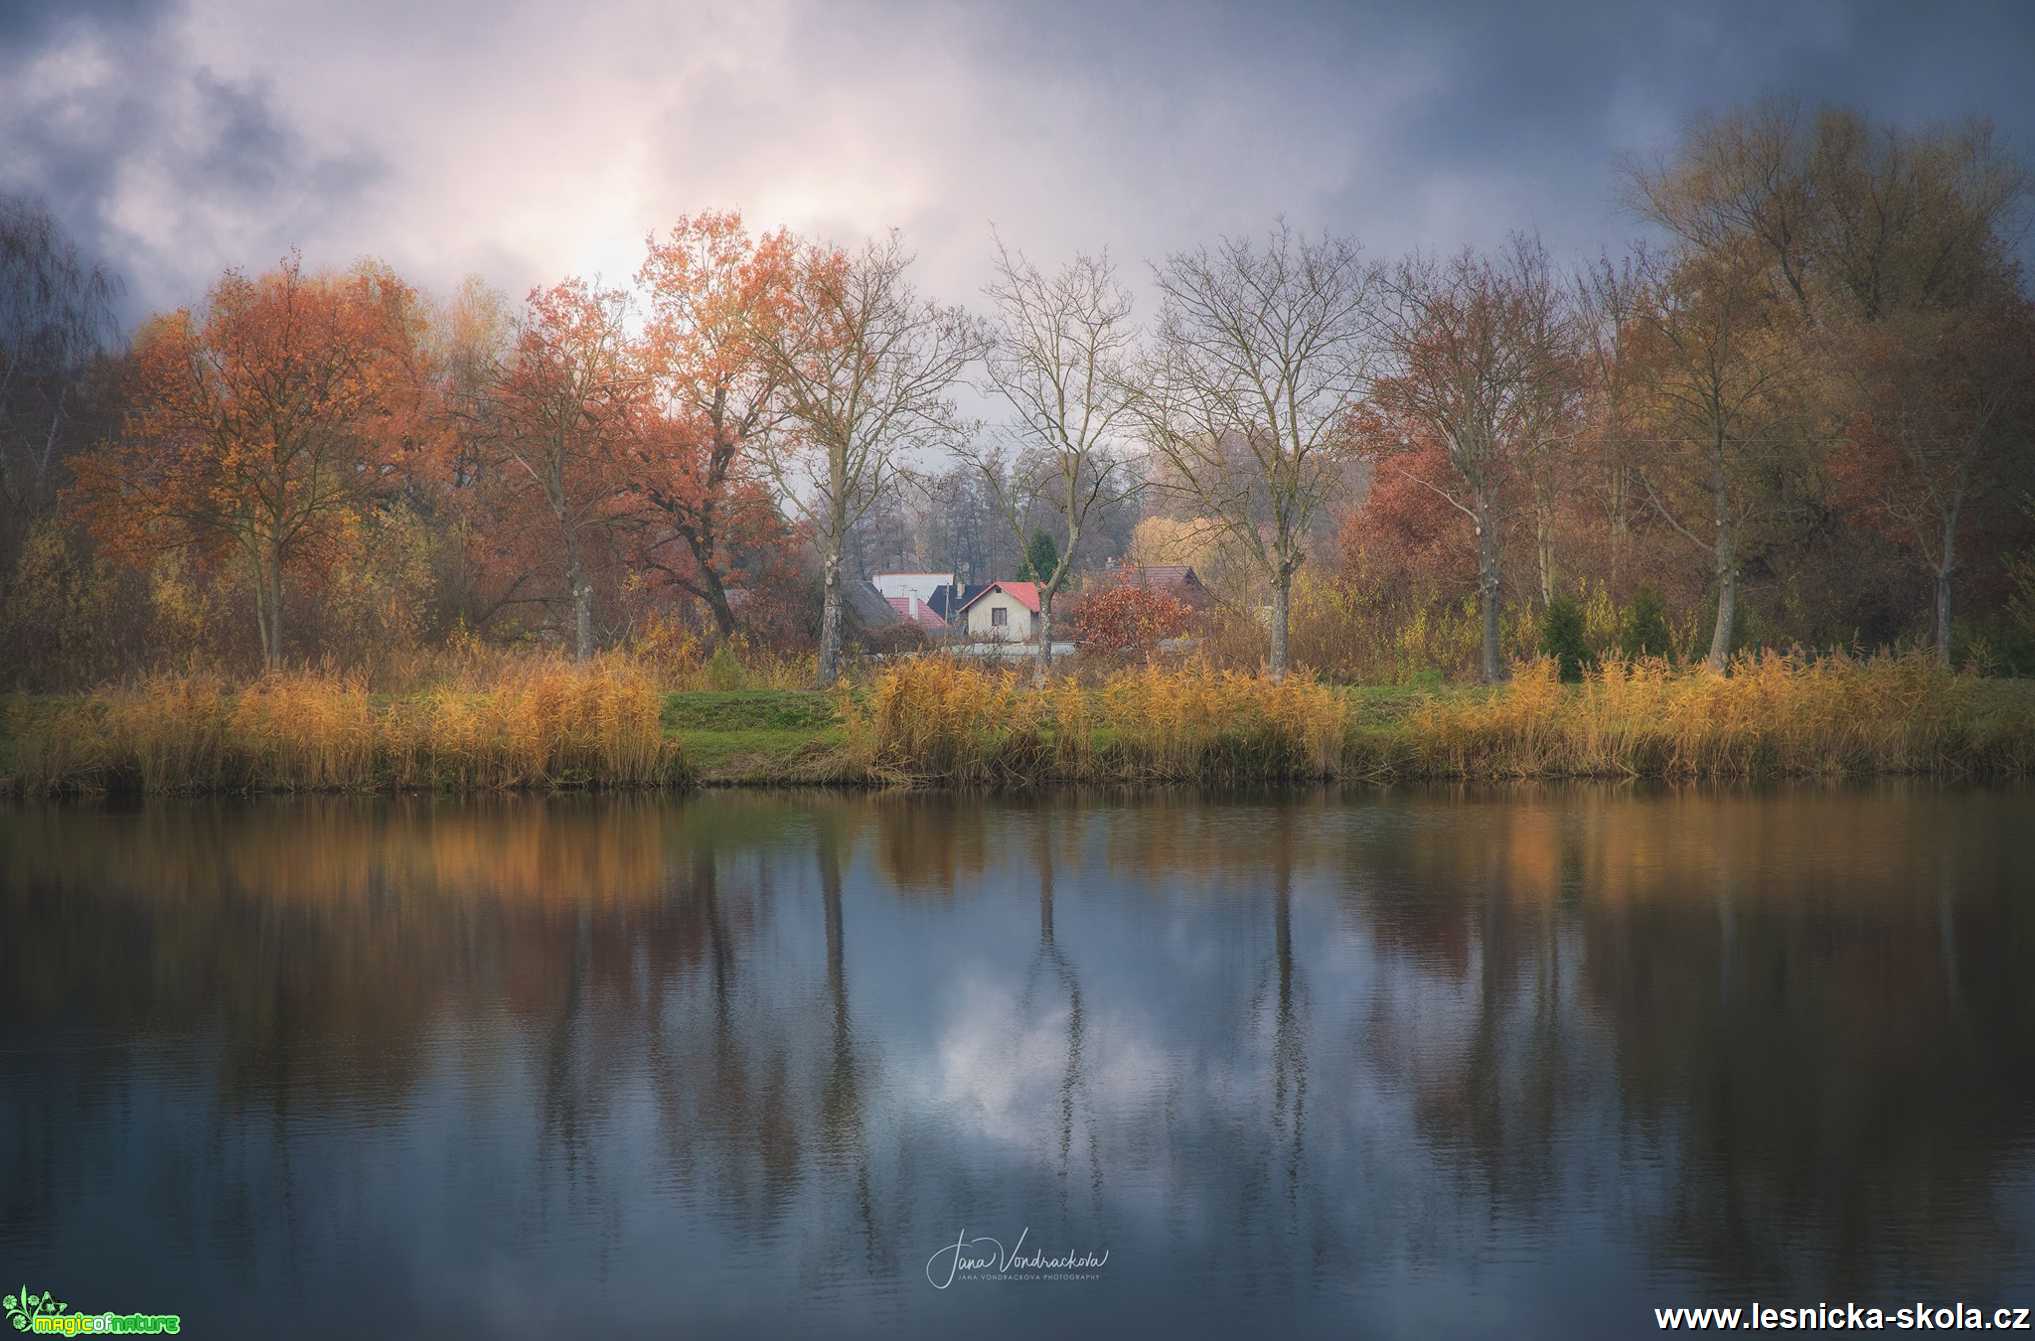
[6, 787, 2035, 1337]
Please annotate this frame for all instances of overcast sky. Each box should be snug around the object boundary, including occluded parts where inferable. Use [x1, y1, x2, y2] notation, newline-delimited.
[5, 0, 2033, 326]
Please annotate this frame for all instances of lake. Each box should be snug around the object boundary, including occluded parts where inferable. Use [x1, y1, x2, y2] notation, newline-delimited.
[4, 785, 2034, 1337]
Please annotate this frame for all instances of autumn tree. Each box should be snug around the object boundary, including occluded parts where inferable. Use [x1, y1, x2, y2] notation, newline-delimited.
[1372, 236, 1574, 682]
[1629, 100, 2029, 325]
[1140, 222, 1375, 679]
[69, 254, 423, 668]
[1828, 297, 2035, 663]
[748, 231, 982, 687]
[632, 211, 795, 638]
[1624, 242, 1809, 671]
[1630, 101, 2031, 665]
[1067, 577, 1193, 661]
[1574, 250, 1651, 590]
[967, 238, 1142, 682]
[466, 279, 644, 660]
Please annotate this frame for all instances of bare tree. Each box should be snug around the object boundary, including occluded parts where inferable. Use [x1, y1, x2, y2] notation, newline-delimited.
[1373, 236, 1573, 682]
[1139, 222, 1376, 679]
[749, 231, 983, 687]
[0, 195, 121, 572]
[1626, 100, 2030, 323]
[1574, 250, 1650, 590]
[967, 236, 1143, 682]
[1827, 298, 2034, 664]
[1626, 243, 1807, 671]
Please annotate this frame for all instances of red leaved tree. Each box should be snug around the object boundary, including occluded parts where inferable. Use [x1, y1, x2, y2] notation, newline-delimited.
[631, 211, 798, 638]
[1069, 577, 1194, 660]
[68, 253, 425, 667]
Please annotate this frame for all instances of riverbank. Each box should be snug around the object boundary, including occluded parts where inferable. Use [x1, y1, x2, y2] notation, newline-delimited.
[6, 653, 2034, 796]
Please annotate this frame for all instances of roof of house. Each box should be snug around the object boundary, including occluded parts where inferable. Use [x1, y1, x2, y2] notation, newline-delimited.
[1127, 564, 1200, 587]
[927, 582, 989, 620]
[955, 580, 1041, 616]
[844, 578, 907, 629]
[886, 595, 951, 630]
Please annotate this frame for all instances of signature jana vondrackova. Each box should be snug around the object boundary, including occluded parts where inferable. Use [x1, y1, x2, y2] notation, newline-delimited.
[925, 1226, 1110, 1289]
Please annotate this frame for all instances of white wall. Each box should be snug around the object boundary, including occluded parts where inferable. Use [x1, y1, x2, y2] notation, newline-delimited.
[872, 573, 954, 605]
[964, 591, 1038, 642]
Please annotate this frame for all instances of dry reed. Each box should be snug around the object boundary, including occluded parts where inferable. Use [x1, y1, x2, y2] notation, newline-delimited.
[5, 653, 687, 795]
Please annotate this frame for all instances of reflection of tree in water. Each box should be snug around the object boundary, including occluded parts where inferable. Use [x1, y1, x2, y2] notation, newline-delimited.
[1016, 809, 1101, 1209]
[1346, 787, 2035, 1297]
[815, 814, 883, 1269]
[1247, 814, 1308, 1213]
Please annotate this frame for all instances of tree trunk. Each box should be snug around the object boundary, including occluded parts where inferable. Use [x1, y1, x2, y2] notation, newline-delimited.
[816, 548, 842, 688]
[1033, 594, 1053, 687]
[565, 529, 592, 662]
[269, 555, 285, 669]
[1707, 455, 1735, 673]
[1269, 566, 1291, 682]
[253, 543, 286, 671]
[1536, 514, 1555, 610]
[1475, 493, 1503, 684]
[249, 546, 275, 671]
[1934, 508, 1957, 669]
[1935, 566, 1953, 669]
[702, 567, 738, 641]
[1707, 552, 1737, 673]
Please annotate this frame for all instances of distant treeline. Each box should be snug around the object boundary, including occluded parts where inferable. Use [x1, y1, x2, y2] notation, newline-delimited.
[3, 98, 2034, 693]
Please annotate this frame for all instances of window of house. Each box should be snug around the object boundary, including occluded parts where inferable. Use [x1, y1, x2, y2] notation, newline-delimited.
[991, 606, 1008, 628]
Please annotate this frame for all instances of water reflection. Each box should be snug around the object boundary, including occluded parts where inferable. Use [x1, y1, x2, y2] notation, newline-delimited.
[2, 785, 2033, 1338]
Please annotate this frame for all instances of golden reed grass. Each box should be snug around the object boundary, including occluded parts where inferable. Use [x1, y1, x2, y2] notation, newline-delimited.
[5, 654, 687, 795]
[847, 658, 1348, 786]
[851, 651, 2030, 787]
[1399, 651, 2035, 780]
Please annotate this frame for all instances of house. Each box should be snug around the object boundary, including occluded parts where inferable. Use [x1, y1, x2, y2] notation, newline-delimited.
[927, 582, 988, 625]
[954, 581, 1042, 642]
[844, 576, 911, 632]
[871, 572, 955, 606]
[885, 592, 951, 631]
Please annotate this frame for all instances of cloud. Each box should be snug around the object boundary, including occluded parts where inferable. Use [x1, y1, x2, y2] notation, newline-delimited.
[2, 0, 2031, 326]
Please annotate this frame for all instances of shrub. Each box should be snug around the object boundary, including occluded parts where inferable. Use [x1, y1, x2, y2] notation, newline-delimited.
[1619, 586, 1673, 661]
[1539, 595, 1596, 682]
[1069, 580, 1193, 660]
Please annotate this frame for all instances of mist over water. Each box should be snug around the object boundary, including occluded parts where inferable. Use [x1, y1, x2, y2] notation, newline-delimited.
[4, 785, 2033, 1337]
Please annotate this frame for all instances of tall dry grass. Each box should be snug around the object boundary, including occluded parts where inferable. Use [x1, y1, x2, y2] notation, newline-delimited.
[846, 658, 1348, 786]
[5, 654, 687, 795]
[1404, 651, 2035, 780]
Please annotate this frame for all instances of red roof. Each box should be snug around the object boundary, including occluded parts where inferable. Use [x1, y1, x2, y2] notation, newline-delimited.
[955, 580, 1041, 616]
[886, 595, 949, 630]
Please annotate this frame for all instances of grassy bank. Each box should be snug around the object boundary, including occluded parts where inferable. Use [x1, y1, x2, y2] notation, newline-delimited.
[6, 652, 2033, 795]
[4, 657, 689, 795]
[834, 652, 2035, 786]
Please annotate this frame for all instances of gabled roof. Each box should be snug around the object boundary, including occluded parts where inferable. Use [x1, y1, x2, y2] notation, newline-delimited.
[956, 580, 1041, 616]
[886, 595, 950, 630]
[1125, 564, 1200, 587]
[926, 583, 987, 621]
[845, 578, 907, 629]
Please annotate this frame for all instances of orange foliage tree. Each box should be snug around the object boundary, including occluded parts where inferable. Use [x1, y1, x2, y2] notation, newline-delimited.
[469, 279, 645, 660]
[68, 254, 425, 667]
[630, 211, 797, 638]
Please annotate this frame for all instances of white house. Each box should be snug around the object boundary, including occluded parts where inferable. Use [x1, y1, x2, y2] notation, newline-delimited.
[954, 581, 1041, 642]
[871, 572, 955, 606]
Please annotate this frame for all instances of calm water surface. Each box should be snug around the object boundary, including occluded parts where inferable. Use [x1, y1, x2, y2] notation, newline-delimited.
[4, 785, 2035, 1337]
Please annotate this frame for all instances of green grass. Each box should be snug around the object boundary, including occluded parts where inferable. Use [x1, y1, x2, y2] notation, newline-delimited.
[662, 690, 852, 783]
